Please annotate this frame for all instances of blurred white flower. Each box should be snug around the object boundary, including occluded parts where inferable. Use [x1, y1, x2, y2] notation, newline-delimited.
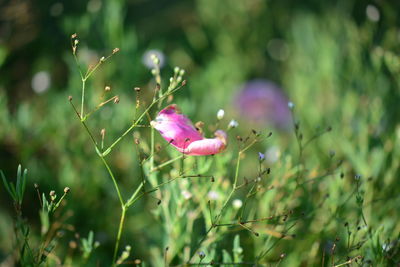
[217, 109, 225, 120]
[208, 190, 219, 200]
[181, 190, 192, 200]
[142, 49, 165, 69]
[265, 146, 281, 164]
[31, 71, 51, 94]
[87, 0, 102, 13]
[232, 199, 243, 209]
[50, 2, 63, 17]
[366, 5, 380, 22]
[228, 119, 239, 128]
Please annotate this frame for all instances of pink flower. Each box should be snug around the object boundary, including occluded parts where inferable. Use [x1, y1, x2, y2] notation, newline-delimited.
[151, 105, 227, 156]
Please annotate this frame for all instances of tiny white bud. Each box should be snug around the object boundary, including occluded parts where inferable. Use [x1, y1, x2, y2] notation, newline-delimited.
[176, 76, 182, 83]
[179, 69, 185, 76]
[232, 199, 243, 209]
[169, 77, 174, 83]
[100, 56, 105, 62]
[228, 119, 239, 128]
[151, 69, 157, 75]
[208, 190, 219, 200]
[181, 190, 192, 200]
[217, 109, 225, 120]
[174, 66, 180, 73]
[151, 54, 159, 65]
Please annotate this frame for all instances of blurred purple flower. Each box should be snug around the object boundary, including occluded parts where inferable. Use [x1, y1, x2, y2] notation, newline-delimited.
[235, 80, 291, 129]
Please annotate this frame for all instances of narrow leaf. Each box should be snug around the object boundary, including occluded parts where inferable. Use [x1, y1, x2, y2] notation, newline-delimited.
[21, 168, 28, 203]
[16, 164, 22, 200]
[1, 170, 15, 199]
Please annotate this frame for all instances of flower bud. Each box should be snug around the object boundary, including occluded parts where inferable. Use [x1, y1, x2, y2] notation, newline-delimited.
[232, 199, 243, 209]
[198, 251, 206, 259]
[228, 119, 239, 128]
[217, 109, 225, 120]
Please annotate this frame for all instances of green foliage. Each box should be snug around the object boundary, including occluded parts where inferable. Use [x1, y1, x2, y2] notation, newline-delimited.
[1, 0, 400, 266]
[1, 165, 27, 208]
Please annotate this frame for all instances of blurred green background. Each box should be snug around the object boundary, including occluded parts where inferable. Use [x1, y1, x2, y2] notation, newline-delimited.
[1, 0, 400, 266]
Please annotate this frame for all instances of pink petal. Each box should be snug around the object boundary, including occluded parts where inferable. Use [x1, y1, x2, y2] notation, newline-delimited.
[151, 105, 203, 149]
[179, 130, 227, 156]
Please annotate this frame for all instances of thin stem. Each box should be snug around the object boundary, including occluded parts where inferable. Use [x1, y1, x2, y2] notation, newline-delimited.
[80, 79, 86, 118]
[106, 102, 156, 153]
[104, 85, 184, 154]
[70, 101, 124, 207]
[112, 206, 126, 265]
[99, 156, 124, 206]
[126, 182, 144, 207]
[189, 150, 242, 263]
[215, 152, 241, 222]
[150, 126, 156, 183]
[84, 95, 119, 121]
[53, 191, 68, 211]
[150, 155, 184, 173]
[72, 51, 84, 80]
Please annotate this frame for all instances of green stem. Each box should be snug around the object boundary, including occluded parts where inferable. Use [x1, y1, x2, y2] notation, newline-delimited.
[189, 151, 242, 263]
[216, 152, 241, 222]
[81, 78, 86, 118]
[150, 155, 184, 173]
[150, 126, 155, 174]
[106, 101, 157, 154]
[126, 182, 144, 207]
[113, 205, 126, 265]
[100, 156, 124, 206]
[104, 85, 184, 154]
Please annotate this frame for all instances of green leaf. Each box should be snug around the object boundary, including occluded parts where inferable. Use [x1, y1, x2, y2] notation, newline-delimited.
[21, 168, 27, 203]
[233, 235, 243, 262]
[1, 170, 15, 199]
[40, 209, 50, 235]
[222, 249, 232, 263]
[102, 147, 112, 157]
[16, 164, 22, 200]
[88, 230, 94, 246]
[9, 183, 17, 201]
